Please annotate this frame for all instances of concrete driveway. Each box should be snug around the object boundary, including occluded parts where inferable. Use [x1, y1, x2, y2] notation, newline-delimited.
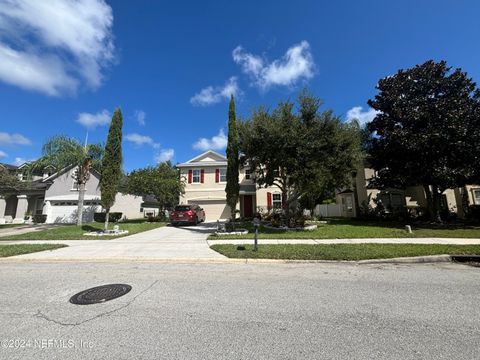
[4, 223, 226, 261]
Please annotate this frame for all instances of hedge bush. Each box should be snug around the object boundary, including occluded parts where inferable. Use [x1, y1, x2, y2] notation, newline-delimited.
[94, 212, 123, 223]
[32, 214, 47, 224]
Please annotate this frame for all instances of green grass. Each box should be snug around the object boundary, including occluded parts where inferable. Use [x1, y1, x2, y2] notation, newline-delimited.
[0, 244, 67, 257]
[0, 224, 26, 229]
[210, 243, 480, 261]
[208, 219, 480, 240]
[0, 221, 166, 241]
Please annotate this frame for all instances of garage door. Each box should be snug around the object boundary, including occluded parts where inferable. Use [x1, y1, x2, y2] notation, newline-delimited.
[188, 200, 230, 222]
[47, 201, 101, 223]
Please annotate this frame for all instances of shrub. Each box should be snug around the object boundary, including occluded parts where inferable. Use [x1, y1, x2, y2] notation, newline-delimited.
[467, 205, 480, 221]
[94, 212, 123, 223]
[147, 213, 167, 222]
[32, 214, 47, 224]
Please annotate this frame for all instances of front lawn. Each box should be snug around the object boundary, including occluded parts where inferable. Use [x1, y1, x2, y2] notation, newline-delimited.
[210, 243, 480, 261]
[0, 244, 67, 257]
[0, 221, 166, 241]
[208, 219, 480, 240]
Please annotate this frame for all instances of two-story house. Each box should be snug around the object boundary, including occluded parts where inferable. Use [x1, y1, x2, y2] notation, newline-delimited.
[0, 163, 150, 224]
[177, 150, 283, 221]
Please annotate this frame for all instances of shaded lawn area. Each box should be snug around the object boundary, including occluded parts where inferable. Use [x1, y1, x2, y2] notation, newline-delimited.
[208, 219, 480, 240]
[210, 243, 480, 261]
[0, 221, 166, 241]
[0, 244, 67, 257]
[0, 224, 26, 229]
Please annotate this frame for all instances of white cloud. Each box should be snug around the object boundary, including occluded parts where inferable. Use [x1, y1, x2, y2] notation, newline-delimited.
[0, 150, 7, 159]
[134, 110, 146, 126]
[193, 129, 228, 151]
[233, 41, 315, 90]
[13, 157, 35, 166]
[125, 133, 160, 149]
[346, 106, 379, 127]
[155, 148, 174, 163]
[76, 110, 111, 129]
[0, 132, 31, 146]
[0, 0, 114, 96]
[190, 77, 240, 106]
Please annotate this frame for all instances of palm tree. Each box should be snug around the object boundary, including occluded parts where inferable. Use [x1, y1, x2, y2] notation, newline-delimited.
[30, 135, 103, 226]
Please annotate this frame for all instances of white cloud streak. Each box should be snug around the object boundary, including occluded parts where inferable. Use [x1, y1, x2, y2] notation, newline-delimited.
[0, 132, 31, 146]
[233, 41, 315, 90]
[76, 110, 111, 129]
[193, 129, 227, 151]
[125, 133, 160, 149]
[0, 0, 114, 96]
[0, 150, 7, 159]
[134, 110, 146, 126]
[190, 77, 240, 106]
[346, 106, 379, 127]
[155, 148, 174, 163]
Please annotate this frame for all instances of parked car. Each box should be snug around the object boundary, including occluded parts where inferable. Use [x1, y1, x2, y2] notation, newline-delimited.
[170, 204, 205, 226]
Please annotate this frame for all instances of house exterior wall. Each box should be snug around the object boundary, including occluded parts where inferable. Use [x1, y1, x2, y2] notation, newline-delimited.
[44, 167, 101, 200]
[110, 193, 145, 220]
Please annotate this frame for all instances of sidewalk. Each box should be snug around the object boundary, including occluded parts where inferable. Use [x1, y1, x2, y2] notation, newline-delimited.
[207, 237, 480, 245]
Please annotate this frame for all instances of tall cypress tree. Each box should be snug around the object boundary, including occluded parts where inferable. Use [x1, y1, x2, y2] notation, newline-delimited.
[100, 108, 123, 230]
[225, 95, 240, 222]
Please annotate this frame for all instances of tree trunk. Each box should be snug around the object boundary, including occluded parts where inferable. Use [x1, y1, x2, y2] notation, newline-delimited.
[104, 208, 110, 231]
[76, 182, 86, 226]
[431, 184, 442, 223]
[424, 184, 442, 223]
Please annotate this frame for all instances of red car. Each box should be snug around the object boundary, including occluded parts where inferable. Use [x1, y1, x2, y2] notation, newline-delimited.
[170, 204, 206, 226]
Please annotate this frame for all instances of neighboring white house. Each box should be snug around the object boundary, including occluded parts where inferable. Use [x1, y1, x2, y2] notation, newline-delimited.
[177, 150, 283, 222]
[0, 163, 151, 224]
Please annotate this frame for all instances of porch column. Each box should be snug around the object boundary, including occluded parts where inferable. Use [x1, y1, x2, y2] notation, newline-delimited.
[13, 195, 28, 223]
[0, 196, 6, 224]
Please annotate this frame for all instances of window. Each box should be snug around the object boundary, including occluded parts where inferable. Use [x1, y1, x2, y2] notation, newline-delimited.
[219, 168, 227, 182]
[192, 169, 201, 183]
[21, 172, 28, 181]
[71, 180, 79, 191]
[245, 168, 252, 180]
[272, 193, 282, 209]
[474, 190, 480, 205]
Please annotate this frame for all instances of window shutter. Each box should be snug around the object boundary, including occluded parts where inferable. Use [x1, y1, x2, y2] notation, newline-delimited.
[281, 193, 286, 208]
[188, 170, 192, 184]
[215, 169, 219, 183]
[267, 192, 272, 208]
[201, 169, 205, 183]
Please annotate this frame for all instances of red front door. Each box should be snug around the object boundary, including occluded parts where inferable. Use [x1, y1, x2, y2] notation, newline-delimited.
[243, 195, 253, 218]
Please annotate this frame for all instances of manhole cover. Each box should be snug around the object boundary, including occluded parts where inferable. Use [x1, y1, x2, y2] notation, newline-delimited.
[69, 284, 132, 305]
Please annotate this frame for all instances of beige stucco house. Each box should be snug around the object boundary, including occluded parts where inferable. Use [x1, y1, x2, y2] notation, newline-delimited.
[337, 165, 480, 218]
[177, 150, 283, 221]
[0, 163, 150, 224]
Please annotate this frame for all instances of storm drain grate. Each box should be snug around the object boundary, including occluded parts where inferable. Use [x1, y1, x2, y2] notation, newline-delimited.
[69, 284, 132, 305]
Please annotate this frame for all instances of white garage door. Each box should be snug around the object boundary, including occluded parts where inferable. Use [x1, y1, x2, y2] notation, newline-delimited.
[47, 201, 101, 223]
[188, 200, 230, 222]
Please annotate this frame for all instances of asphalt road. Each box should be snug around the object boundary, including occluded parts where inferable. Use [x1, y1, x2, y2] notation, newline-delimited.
[0, 261, 478, 360]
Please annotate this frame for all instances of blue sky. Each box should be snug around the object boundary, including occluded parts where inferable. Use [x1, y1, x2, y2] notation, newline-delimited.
[1, 0, 479, 171]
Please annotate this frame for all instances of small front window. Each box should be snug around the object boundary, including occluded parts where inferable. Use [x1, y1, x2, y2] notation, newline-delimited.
[245, 168, 251, 180]
[474, 190, 480, 205]
[192, 169, 200, 183]
[72, 180, 79, 190]
[219, 168, 227, 182]
[272, 193, 282, 209]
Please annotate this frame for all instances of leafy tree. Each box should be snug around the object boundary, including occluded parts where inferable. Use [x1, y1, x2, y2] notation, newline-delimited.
[124, 162, 184, 211]
[30, 135, 103, 226]
[100, 108, 123, 230]
[366, 60, 480, 222]
[225, 95, 240, 222]
[0, 167, 27, 196]
[239, 91, 362, 225]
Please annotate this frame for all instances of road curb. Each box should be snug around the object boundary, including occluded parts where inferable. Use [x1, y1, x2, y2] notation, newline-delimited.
[0, 255, 455, 265]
